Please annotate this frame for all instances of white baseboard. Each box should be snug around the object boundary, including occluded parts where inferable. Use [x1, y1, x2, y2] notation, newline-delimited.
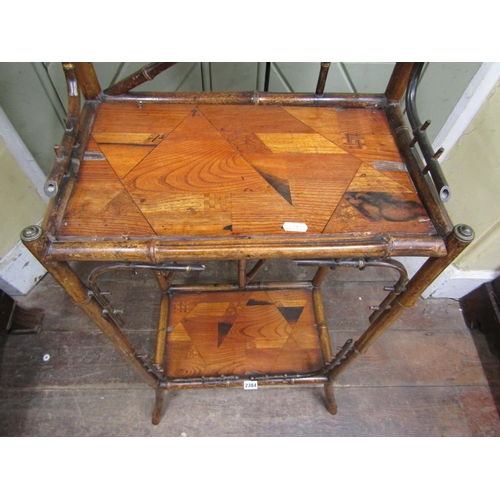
[425, 266, 500, 299]
[393, 257, 499, 300]
[0, 239, 47, 296]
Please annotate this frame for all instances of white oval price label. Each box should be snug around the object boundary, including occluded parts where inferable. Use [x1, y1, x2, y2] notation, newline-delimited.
[244, 380, 258, 390]
[283, 222, 308, 232]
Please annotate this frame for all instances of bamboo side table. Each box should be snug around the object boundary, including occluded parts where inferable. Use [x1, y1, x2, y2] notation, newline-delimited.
[21, 62, 474, 424]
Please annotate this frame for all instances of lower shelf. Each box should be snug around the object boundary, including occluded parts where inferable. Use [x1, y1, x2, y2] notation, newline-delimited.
[164, 288, 325, 379]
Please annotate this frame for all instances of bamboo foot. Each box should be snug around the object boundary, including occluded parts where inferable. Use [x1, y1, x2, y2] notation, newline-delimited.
[152, 389, 165, 425]
[323, 382, 338, 415]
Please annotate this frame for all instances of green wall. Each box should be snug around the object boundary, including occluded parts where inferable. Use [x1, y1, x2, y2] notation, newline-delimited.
[0, 136, 46, 257]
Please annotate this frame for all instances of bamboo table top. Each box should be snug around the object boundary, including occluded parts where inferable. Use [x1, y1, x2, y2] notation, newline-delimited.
[58, 103, 437, 244]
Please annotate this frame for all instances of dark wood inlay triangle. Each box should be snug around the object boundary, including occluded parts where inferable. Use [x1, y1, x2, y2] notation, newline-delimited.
[218, 322, 233, 347]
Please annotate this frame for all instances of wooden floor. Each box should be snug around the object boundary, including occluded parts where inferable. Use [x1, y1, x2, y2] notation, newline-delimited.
[1, 260, 500, 437]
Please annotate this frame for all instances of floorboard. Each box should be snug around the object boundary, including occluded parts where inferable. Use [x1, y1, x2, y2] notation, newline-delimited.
[1, 261, 499, 436]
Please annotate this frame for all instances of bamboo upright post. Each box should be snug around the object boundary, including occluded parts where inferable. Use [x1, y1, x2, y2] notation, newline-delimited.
[385, 62, 415, 102]
[21, 226, 159, 389]
[73, 62, 101, 100]
[327, 224, 475, 382]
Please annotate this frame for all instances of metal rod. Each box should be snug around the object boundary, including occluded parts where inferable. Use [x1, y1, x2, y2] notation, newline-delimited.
[327, 224, 475, 382]
[88, 262, 205, 287]
[169, 282, 312, 293]
[87, 282, 124, 328]
[264, 62, 271, 92]
[406, 63, 451, 202]
[386, 104, 453, 237]
[368, 261, 409, 323]
[296, 257, 409, 324]
[295, 257, 408, 278]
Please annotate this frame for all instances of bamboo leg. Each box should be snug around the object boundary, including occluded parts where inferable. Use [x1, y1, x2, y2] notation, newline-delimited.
[312, 286, 338, 415]
[327, 225, 475, 383]
[150, 270, 176, 424]
[323, 382, 338, 415]
[152, 388, 165, 425]
[21, 227, 159, 389]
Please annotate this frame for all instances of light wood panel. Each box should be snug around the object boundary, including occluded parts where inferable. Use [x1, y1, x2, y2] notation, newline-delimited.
[58, 160, 155, 237]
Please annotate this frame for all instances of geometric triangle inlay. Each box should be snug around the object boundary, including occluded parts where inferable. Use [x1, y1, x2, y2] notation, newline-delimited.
[99, 144, 155, 179]
[218, 322, 233, 347]
[253, 166, 293, 205]
[277, 306, 304, 327]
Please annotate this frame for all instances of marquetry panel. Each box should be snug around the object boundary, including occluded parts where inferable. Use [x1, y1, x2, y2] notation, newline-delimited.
[335, 108, 394, 136]
[165, 289, 323, 378]
[60, 103, 437, 239]
[282, 107, 342, 144]
[58, 161, 155, 237]
[98, 144, 155, 179]
[198, 104, 314, 135]
[92, 103, 193, 134]
[256, 133, 347, 154]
